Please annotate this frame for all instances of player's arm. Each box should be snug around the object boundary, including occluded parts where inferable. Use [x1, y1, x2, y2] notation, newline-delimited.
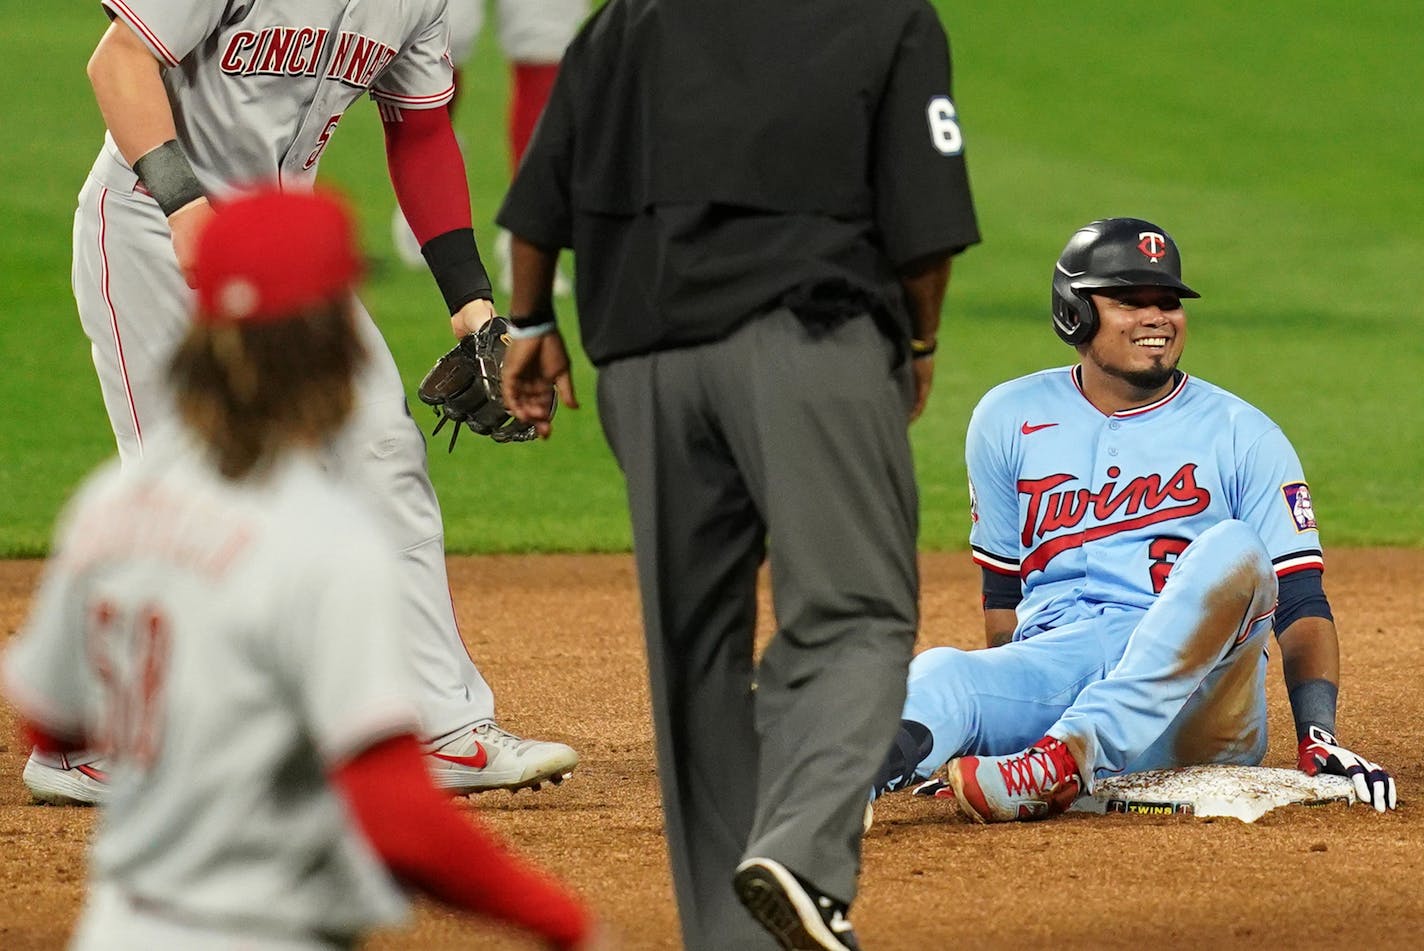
[1275, 574, 1395, 811]
[333, 734, 594, 949]
[496, 42, 581, 436]
[502, 236, 578, 438]
[380, 105, 496, 337]
[983, 607, 1017, 649]
[86, 20, 213, 286]
[897, 254, 951, 422]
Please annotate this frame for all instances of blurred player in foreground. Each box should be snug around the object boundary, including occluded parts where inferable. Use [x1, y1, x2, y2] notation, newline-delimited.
[871, 217, 1396, 820]
[4, 188, 600, 950]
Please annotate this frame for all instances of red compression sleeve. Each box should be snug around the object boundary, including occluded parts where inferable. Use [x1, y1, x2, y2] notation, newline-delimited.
[382, 105, 473, 246]
[510, 63, 561, 168]
[333, 734, 589, 948]
[22, 719, 85, 755]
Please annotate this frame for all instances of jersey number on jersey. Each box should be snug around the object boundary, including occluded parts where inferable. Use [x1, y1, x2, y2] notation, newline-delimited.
[926, 96, 964, 156]
[88, 599, 171, 767]
[304, 114, 344, 170]
[1148, 537, 1191, 594]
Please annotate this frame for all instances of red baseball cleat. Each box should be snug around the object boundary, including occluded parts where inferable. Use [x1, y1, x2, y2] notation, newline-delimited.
[947, 736, 1082, 822]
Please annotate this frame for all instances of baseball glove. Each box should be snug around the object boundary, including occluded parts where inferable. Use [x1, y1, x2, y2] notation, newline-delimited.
[417, 317, 548, 449]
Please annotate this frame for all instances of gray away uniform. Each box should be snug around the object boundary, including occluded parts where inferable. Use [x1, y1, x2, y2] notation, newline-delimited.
[4, 436, 421, 949]
[72, 0, 493, 738]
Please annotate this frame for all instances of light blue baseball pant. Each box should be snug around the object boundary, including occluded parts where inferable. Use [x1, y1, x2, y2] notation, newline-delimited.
[901, 520, 1278, 790]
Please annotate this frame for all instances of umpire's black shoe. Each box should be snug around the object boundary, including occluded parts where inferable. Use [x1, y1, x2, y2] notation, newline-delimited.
[733, 858, 861, 951]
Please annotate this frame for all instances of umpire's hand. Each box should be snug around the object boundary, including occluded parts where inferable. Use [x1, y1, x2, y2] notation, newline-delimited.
[503, 330, 579, 440]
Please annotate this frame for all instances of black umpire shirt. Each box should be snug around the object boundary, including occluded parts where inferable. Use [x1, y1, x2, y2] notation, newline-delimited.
[497, 0, 981, 366]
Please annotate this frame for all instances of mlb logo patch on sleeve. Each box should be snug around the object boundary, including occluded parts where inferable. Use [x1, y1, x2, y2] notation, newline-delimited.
[1281, 482, 1317, 531]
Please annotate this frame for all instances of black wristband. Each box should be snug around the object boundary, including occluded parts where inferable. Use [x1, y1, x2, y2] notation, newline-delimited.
[420, 228, 494, 315]
[132, 140, 205, 217]
[1287, 678, 1338, 742]
[509, 302, 557, 330]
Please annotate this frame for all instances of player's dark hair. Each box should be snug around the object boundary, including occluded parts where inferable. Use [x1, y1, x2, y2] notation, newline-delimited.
[168, 302, 367, 480]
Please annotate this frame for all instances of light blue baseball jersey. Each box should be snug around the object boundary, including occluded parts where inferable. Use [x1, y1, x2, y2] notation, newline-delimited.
[967, 365, 1323, 640]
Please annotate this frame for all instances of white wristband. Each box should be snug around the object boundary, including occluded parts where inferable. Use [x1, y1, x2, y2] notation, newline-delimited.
[506, 320, 557, 340]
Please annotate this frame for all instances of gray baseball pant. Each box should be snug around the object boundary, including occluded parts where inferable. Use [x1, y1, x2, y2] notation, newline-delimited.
[597, 307, 919, 951]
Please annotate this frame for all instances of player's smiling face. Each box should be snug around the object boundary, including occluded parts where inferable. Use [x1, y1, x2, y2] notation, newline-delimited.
[1082, 287, 1187, 397]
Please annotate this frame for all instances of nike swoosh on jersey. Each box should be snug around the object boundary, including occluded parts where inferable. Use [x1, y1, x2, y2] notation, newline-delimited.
[1021, 421, 1059, 434]
[430, 743, 489, 769]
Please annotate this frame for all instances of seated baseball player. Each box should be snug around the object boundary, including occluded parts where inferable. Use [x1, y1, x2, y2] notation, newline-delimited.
[869, 217, 1396, 821]
[3, 188, 599, 949]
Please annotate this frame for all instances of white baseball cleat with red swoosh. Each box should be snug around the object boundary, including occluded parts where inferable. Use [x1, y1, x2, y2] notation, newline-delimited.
[23, 751, 109, 806]
[425, 721, 578, 795]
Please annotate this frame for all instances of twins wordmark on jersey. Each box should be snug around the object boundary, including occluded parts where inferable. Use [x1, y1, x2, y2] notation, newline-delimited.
[967, 367, 1324, 630]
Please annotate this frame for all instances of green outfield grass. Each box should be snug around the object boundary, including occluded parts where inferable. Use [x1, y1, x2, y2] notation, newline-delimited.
[1, 2, 1420, 556]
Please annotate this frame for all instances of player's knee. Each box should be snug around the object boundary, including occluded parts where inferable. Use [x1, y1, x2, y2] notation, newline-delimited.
[907, 645, 961, 681]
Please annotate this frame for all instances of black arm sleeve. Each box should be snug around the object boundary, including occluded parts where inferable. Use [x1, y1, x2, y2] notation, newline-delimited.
[981, 567, 1022, 611]
[1274, 568, 1332, 634]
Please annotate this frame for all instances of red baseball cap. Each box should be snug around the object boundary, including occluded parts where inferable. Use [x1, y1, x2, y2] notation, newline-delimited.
[194, 186, 363, 322]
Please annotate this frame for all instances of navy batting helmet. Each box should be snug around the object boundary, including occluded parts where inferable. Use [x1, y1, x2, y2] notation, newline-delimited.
[1050, 217, 1200, 345]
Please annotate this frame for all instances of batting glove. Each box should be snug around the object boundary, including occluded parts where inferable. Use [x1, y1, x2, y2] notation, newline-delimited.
[1297, 725, 1397, 812]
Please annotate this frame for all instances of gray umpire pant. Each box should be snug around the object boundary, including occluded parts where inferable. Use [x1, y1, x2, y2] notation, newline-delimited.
[597, 307, 919, 951]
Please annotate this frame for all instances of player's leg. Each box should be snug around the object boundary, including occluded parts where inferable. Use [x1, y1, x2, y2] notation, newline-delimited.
[496, 0, 586, 165]
[71, 174, 191, 463]
[1052, 519, 1276, 785]
[712, 308, 915, 926]
[596, 350, 772, 951]
[329, 298, 576, 794]
[40, 169, 190, 805]
[942, 521, 1276, 822]
[874, 615, 1127, 797]
[490, 0, 587, 295]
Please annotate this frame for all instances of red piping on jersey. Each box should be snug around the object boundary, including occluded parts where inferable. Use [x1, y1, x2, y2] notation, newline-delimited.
[971, 552, 1020, 577]
[372, 84, 457, 108]
[105, 0, 181, 67]
[1276, 559, 1325, 577]
[98, 188, 144, 454]
[1070, 365, 1190, 417]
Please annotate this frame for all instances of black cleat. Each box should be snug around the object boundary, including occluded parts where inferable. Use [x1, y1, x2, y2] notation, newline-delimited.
[733, 858, 860, 951]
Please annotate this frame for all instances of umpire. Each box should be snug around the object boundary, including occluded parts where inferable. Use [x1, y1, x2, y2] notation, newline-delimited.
[498, 2, 979, 948]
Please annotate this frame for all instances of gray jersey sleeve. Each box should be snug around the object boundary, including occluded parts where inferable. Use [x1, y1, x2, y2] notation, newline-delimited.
[1, 481, 109, 737]
[100, 0, 233, 67]
[278, 533, 421, 765]
[370, 2, 456, 109]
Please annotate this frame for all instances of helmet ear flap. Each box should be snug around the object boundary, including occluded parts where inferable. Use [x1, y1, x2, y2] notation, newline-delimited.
[1051, 273, 1098, 345]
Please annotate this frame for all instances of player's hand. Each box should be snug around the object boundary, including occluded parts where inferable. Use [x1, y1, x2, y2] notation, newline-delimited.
[168, 197, 217, 289]
[909, 354, 934, 422]
[503, 331, 579, 440]
[558, 917, 619, 950]
[1297, 725, 1397, 812]
[450, 298, 498, 338]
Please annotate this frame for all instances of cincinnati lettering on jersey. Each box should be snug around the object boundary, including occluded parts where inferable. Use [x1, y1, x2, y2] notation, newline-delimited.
[219, 28, 398, 90]
[1018, 463, 1211, 576]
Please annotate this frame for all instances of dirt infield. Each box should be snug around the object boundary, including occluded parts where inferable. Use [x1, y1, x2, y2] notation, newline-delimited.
[2, 550, 1421, 950]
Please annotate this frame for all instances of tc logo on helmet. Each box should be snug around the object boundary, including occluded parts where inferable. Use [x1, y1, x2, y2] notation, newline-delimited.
[1137, 232, 1167, 262]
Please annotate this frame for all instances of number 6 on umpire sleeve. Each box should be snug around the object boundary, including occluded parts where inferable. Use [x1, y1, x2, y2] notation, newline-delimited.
[926, 96, 964, 155]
